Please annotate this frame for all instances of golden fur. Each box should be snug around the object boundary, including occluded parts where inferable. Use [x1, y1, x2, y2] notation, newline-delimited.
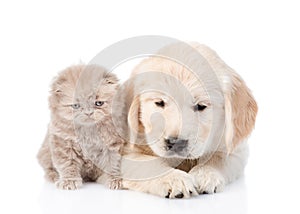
[37, 64, 124, 190]
[120, 43, 257, 198]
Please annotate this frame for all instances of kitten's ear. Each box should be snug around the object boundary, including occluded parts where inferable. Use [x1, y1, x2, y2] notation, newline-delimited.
[105, 72, 119, 84]
[49, 75, 66, 106]
[51, 76, 66, 94]
[53, 86, 62, 94]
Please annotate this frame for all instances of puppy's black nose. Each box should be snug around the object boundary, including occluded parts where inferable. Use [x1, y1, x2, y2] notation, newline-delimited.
[165, 137, 188, 152]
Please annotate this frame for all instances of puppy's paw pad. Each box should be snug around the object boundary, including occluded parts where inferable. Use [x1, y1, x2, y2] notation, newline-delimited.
[190, 166, 225, 194]
[55, 178, 82, 190]
[165, 191, 171, 198]
[108, 178, 122, 190]
[174, 192, 184, 198]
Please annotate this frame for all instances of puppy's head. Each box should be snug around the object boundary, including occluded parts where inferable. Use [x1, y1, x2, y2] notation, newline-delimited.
[128, 60, 223, 159]
[128, 43, 257, 159]
[49, 64, 119, 125]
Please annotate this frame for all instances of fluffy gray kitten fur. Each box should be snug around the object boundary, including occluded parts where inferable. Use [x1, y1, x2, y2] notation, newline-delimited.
[37, 64, 124, 190]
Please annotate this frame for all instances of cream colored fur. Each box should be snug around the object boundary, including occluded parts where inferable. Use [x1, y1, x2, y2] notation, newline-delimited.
[119, 43, 257, 198]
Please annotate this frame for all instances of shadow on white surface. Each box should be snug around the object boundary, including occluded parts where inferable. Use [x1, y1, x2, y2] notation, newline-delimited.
[38, 177, 247, 214]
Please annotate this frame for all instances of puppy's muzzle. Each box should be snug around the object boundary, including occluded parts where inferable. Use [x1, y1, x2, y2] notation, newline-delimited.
[164, 137, 188, 153]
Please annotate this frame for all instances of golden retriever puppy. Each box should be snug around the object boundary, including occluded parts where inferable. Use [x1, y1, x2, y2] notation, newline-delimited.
[119, 42, 257, 198]
[37, 64, 123, 190]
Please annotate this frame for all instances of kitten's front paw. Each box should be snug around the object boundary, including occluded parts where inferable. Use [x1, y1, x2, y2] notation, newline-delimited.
[55, 178, 83, 190]
[108, 178, 122, 190]
[189, 166, 225, 194]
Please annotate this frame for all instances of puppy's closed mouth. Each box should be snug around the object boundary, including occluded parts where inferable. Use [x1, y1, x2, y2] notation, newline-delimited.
[164, 150, 189, 159]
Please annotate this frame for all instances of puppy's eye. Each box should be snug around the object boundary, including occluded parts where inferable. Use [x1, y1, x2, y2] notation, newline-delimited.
[95, 101, 104, 107]
[155, 100, 165, 108]
[71, 104, 80, 109]
[194, 104, 207, 111]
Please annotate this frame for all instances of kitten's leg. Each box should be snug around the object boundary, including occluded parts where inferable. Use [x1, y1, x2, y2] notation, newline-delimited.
[96, 171, 122, 190]
[108, 157, 123, 189]
[37, 131, 59, 182]
[81, 141, 122, 188]
[51, 136, 83, 190]
[107, 150, 123, 190]
[189, 142, 248, 194]
[43, 167, 59, 183]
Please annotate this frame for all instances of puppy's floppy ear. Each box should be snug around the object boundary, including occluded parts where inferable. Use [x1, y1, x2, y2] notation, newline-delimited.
[128, 95, 144, 144]
[223, 73, 258, 152]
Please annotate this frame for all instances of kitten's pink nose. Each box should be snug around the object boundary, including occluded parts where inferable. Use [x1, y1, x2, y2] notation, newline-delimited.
[85, 111, 94, 116]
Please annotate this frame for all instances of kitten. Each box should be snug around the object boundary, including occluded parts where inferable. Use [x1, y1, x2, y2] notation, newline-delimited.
[37, 64, 124, 190]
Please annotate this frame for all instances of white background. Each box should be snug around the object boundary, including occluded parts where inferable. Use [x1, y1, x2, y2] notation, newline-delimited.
[0, 0, 299, 213]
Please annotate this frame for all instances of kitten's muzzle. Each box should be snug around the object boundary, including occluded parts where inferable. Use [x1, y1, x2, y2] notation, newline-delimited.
[84, 112, 94, 117]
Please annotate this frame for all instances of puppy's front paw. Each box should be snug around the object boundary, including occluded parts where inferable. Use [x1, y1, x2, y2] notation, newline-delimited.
[55, 178, 83, 190]
[189, 166, 225, 194]
[108, 178, 122, 190]
[156, 169, 197, 199]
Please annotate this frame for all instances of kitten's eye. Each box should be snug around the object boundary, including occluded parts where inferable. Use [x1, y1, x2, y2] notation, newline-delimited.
[95, 101, 104, 107]
[71, 104, 80, 109]
[194, 104, 207, 111]
[155, 100, 165, 108]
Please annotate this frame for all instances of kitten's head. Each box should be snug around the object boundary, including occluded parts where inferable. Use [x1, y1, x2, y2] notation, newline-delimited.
[49, 64, 119, 125]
